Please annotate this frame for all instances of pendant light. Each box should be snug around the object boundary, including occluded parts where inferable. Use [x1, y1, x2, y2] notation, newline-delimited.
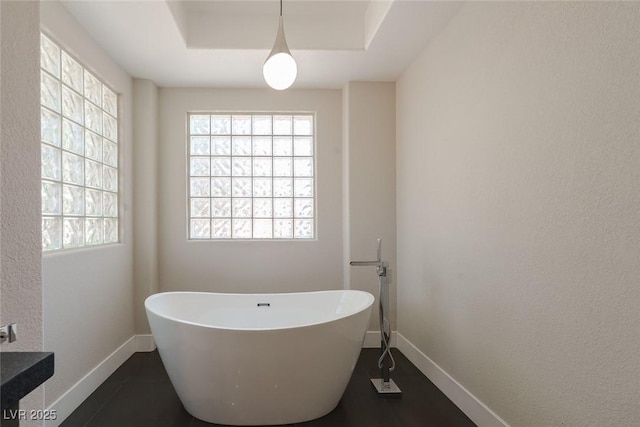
[263, 0, 297, 90]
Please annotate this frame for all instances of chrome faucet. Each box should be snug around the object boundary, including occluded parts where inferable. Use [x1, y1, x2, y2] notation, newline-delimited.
[350, 238, 387, 277]
[349, 238, 401, 395]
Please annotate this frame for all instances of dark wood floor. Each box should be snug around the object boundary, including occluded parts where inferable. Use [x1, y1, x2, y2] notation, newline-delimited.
[61, 348, 475, 427]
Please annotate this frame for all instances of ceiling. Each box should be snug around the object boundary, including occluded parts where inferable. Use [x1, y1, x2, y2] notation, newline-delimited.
[60, 0, 463, 89]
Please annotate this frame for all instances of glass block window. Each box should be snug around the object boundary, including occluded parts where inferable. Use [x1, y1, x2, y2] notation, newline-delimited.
[188, 113, 315, 239]
[40, 33, 119, 251]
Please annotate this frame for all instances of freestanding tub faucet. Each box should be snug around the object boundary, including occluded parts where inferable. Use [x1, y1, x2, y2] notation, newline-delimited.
[350, 238, 402, 396]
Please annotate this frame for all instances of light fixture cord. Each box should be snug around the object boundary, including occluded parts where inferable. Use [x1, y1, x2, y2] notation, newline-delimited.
[280, 0, 283, 17]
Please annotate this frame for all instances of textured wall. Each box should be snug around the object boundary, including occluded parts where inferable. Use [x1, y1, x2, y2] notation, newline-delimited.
[396, 2, 640, 426]
[40, 1, 135, 407]
[0, 1, 44, 423]
[133, 79, 159, 335]
[156, 88, 343, 295]
[343, 82, 397, 331]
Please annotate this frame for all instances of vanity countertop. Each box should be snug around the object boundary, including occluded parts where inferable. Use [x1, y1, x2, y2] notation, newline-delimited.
[1, 352, 54, 410]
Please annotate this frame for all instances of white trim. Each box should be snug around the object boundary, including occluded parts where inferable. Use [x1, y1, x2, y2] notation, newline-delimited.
[362, 330, 397, 348]
[45, 332, 507, 427]
[45, 336, 136, 427]
[397, 333, 510, 427]
[135, 334, 156, 352]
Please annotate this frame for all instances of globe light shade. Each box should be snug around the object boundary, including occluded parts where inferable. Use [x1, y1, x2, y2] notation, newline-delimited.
[263, 16, 297, 90]
[263, 52, 297, 90]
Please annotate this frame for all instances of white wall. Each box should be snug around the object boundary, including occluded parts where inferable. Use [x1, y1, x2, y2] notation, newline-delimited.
[156, 89, 343, 295]
[0, 2, 44, 423]
[40, 0, 135, 410]
[133, 79, 159, 335]
[396, 2, 640, 426]
[343, 82, 396, 331]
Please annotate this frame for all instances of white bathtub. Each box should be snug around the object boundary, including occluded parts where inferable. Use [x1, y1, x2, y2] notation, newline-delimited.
[145, 290, 374, 425]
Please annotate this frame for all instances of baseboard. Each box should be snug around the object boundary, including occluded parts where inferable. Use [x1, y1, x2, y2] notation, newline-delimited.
[396, 333, 509, 427]
[45, 336, 136, 427]
[49, 332, 504, 427]
[43, 332, 506, 427]
[363, 330, 397, 348]
[135, 334, 156, 352]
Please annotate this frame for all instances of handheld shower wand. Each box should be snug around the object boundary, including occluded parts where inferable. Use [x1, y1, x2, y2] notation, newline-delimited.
[350, 238, 402, 396]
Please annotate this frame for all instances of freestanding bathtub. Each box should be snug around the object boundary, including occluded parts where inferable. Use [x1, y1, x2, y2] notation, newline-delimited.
[145, 290, 374, 425]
